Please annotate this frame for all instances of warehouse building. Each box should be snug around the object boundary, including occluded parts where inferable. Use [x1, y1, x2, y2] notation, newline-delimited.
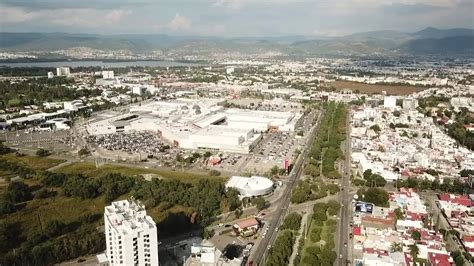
[86, 99, 301, 153]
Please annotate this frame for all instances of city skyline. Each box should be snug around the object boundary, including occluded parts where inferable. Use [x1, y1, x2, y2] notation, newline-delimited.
[1, 0, 473, 37]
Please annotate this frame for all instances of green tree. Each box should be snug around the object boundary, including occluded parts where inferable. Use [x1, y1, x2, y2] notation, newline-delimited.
[252, 197, 267, 211]
[394, 208, 404, 220]
[36, 148, 51, 157]
[370, 124, 381, 133]
[390, 242, 403, 252]
[281, 212, 302, 231]
[0, 198, 15, 215]
[358, 187, 389, 207]
[6, 181, 32, 203]
[411, 230, 421, 240]
[409, 244, 419, 261]
[78, 148, 90, 157]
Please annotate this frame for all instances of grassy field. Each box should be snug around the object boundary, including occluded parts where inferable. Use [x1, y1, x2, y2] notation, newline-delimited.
[0, 153, 65, 171]
[327, 81, 426, 95]
[54, 161, 227, 183]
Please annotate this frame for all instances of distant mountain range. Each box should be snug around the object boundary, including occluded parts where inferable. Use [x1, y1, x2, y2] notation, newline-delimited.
[0, 27, 473, 57]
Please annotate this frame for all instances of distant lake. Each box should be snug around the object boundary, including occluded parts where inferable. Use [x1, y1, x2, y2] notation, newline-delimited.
[0, 60, 206, 68]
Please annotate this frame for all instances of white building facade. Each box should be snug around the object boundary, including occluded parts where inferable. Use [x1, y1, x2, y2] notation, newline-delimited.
[103, 200, 159, 266]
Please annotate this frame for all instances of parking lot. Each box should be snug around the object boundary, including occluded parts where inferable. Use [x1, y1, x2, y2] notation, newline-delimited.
[86, 131, 169, 156]
[1, 129, 76, 152]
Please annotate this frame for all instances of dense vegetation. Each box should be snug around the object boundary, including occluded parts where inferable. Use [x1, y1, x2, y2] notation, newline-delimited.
[290, 179, 339, 204]
[352, 169, 387, 187]
[266, 212, 304, 266]
[0, 152, 238, 265]
[281, 212, 302, 231]
[306, 102, 347, 179]
[396, 177, 469, 194]
[356, 187, 390, 207]
[0, 78, 101, 109]
[418, 95, 473, 150]
[265, 230, 295, 266]
[298, 201, 340, 265]
[445, 108, 474, 150]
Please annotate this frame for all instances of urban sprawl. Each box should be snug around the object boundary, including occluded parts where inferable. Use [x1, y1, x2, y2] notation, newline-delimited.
[0, 57, 473, 266]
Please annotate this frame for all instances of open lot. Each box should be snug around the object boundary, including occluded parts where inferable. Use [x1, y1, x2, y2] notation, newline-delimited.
[0, 153, 65, 171]
[53, 161, 227, 184]
[327, 81, 426, 95]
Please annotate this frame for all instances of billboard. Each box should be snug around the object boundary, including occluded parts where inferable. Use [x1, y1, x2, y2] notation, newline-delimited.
[355, 201, 374, 214]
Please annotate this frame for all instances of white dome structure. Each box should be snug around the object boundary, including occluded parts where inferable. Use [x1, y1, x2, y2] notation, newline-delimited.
[225, 176, 274, 197]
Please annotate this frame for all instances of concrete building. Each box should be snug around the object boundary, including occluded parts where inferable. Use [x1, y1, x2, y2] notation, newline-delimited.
[226, 66, 235, 75]
[103, 70, 115, 80]
[86, 99, 301, 154]
[101, 199, 159, 266]
[56, 67, 70, 77]
[225, 176, 273, 197]
[402, 98, 418, 111]
[47, 72, 54, 79]
[383, 96, 397, 109]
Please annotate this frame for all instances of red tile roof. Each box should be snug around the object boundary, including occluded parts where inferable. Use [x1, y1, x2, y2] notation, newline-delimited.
[439, 193, 472, 207]
[235, 218, 258, 229]
[428, 252, 451, 266]
[463, 235, 474, 242]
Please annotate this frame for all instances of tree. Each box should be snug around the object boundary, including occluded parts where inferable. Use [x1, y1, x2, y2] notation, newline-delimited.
[390, 242, 403, 253]
[393, 110, 401, 117]
[281, 212, 302, 231]
[0, 142, 11, 155]
[370, 124, 381, 133]
[358, 188, 389, 207]
[78, 148, 90, 157]
[0, 198, 15, 215]
[411, 230, 421, 240]
[36, 148, 50, 157]
[252, 197, 267, 211]
[6, 181, 32, 203]
[409, 244, 419, 261]
[270, 166, 279, 176]
[234, 208, 243, 218]
[45, 220, 66, 238]
[202, 228, 215, 239]
[394, 208, 404, 220]
[225, 188, 241, 211]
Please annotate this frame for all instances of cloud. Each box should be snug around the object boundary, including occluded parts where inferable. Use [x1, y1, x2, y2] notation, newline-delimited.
[0, 4, 131, 27]
[0, 4, 37, 23]
[382, 3, 445, 15]
[168, 13, 191, 31]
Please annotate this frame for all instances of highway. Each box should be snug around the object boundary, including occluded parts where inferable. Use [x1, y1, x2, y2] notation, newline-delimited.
[336, 108, 352, 266]
[249, 109, 324, 265]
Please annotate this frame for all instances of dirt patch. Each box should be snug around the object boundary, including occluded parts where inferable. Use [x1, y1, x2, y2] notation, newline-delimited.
[326, 81, 426, 95]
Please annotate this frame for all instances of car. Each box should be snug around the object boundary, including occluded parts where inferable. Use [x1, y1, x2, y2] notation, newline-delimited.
[339, 254, 343, 259]
[77, 258, 86, 263]
[344, 243, 348, 248]
[225, 224, 232, 228]
[275, 227, 279, 232]
[349, 233, 353, 239]
[218, 223, 224, 227]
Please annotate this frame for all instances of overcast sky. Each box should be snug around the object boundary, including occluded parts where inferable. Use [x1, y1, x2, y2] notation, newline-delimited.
[0, 0, 473, 37]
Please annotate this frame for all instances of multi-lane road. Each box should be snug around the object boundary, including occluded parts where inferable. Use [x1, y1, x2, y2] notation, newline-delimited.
[336, 109, 353, 265]
[249, 109, 324, 265]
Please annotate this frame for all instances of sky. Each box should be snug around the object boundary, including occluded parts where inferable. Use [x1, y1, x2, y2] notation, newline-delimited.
[0, 0, 473, 37]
